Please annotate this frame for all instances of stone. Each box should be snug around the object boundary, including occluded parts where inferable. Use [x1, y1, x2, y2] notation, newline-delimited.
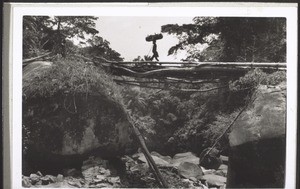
[181, 178, 194, 188]
[64, 168, 81, 177]
[23, 64, 137, 167]
[22, 176, 31, 187]
[201, 174, 226, 187]
[201, 168, 214, 175]
[214, 170, 227, 177]
[150, 151, 172, 163]
[48, 175, 57, 183]
[29, 173, 40, 185]
[133, 152, 170, 167]
[108, 176, 121, 184]
[189, 177, 198, 182]
[171, 152, 199, 167]
[99, 167, 111, 176]
[227, 83, 286, 188]
[82, 166, 100, 181]
[218, 164, 228, 170]
[96, 183, 112, 188]
[199, 148, 222, 170]
[68, 179, 82, 188]
[94, 175, 107, 183]
[178, 162, 203, 180]
[40, 175, 56, 185]
[40, 176, 51, 185]
[36, 171, 43, 177]
[56, 174, 64, 182]
[82, 156, 108, 171]
[220, 155, 229, 164]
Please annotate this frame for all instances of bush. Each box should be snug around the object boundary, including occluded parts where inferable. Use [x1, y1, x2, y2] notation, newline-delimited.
[23, 57, 123, 105]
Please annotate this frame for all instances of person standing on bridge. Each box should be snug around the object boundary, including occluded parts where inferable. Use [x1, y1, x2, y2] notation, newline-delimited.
[150, 40, 159, 61]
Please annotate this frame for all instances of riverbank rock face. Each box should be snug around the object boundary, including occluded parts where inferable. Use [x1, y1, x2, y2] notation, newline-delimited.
[227, 82, 286, 188]
[24, 94, 135, 156]
[23, 61, 136, 173]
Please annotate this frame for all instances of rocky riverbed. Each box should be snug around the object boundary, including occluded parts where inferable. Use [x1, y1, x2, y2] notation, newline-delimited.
[23, 151, 227, 188]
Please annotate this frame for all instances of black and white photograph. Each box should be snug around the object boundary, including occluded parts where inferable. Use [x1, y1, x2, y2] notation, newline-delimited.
[2, 3, 298, 189]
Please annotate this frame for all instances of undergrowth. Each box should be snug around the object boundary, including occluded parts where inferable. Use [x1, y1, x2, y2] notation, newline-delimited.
[23, 57, 123, 105]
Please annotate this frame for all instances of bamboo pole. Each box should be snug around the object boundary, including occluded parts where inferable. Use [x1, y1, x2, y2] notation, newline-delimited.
[123, 110, 169, 188]
[109, 61, 286, 67]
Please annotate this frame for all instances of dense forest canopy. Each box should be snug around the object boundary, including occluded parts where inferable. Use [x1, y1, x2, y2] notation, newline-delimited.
[162, 17, 286, 62]
[23, 16, 123, 61]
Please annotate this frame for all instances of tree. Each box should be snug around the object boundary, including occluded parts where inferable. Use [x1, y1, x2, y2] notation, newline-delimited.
[23, 16, 52, 58]
[82, 35, 123, 61]
[23, 16, 99, 58]
[161, 17, 286, 62]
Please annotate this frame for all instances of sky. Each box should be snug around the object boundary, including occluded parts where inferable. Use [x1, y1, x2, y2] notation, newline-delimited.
[95, 17, 195, 61]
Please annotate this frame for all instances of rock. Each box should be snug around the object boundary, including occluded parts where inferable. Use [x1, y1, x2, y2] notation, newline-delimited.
[171, 152, 199, 167]
[129, 164, 148, 173]
[48, 175, 57, 183]
[68, 179, 82, 188]
[36, 171, 43, 177]
[214, 170, 227, 177]
[82, 156, 108, 171]
[29, 173, 40, 185]
[23, 64, 137, 166]
[227, 83, 286, 188]
[189, 177, 198, 182]
[150, 151, 172, 163]
[22, 176, 31, 187]
[178, 162, 203, 179]
[201, 167, 214, 175]
[201, 174, 226, 187]
[220, 155, 229, 164]
[218, 164, 228, 170]
[81, 156, 112, 184]
[133, 152, 170, 167]
[108, 176, 121, 185]
[82, 166, 100, 181]
[39, 175, 56, 185]
[40, 176, 51, 185]
[64, 168, 81, 177]
[96, 183, 112, 188]
[199, 148, 222, 170]
[93, 175, 107, 183]
[181, 178, 194, 188]
[56, 174, 64, 182]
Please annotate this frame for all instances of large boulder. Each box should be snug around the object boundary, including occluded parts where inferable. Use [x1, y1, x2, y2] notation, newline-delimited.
[227, 82, 286, 188]
[171, 152, 199, 167]
[23, 61, 137, 173]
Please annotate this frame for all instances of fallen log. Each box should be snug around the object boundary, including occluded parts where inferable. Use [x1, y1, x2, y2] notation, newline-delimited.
[23, 52, 52, 65]
[113, 78, 218, 85]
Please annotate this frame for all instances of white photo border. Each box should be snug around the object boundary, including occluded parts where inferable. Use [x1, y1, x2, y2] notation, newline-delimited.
[4, 3, 298, 189]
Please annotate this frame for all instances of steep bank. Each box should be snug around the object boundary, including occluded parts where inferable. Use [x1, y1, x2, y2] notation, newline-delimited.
[23, 60, 137, 174]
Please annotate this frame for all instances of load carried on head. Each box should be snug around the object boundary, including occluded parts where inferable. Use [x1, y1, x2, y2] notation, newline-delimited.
[145, 33, 163, 42]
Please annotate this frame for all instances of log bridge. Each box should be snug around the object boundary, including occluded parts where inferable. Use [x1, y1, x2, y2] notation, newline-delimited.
[23, 53, 286, 91]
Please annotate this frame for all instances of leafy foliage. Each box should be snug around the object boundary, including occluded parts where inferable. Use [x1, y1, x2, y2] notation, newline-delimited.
[162, 17, 286, 62]
[23, 16, 99, 59]
[23, 57, 123, 104]
[81, 35, 124, 61]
